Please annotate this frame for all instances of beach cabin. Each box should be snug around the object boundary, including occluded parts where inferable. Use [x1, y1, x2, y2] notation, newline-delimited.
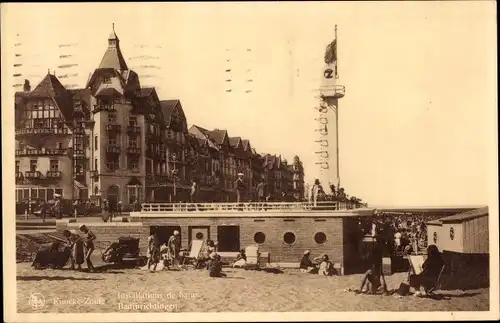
[56, 202, 374, 274]
[426, 207, 489, 290]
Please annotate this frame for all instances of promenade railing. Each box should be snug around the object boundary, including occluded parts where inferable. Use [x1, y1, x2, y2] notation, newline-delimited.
[139, 201, 360, 213]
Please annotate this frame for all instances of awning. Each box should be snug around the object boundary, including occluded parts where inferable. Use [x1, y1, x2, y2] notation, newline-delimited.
[73, 180, 87, 189]
[127, 177, 142, 186]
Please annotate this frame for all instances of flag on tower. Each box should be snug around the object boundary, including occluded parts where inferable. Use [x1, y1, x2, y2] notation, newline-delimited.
[324, 39, 337, 65]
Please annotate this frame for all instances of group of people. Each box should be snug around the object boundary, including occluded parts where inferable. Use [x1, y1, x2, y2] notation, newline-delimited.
[146, 232, 225, 277]
[355, 237, 445, 297]
[299, 251, 337, 276]
[61, 224, 97, 272]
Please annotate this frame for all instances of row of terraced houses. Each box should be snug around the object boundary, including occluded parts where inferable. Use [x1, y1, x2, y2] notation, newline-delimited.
[14, 27, 305, 208]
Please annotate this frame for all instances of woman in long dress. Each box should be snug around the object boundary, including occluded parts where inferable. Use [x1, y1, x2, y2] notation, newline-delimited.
[167, 231, 181, 267]
[147, 233, 160, 271]
[62, 229, 84, 270]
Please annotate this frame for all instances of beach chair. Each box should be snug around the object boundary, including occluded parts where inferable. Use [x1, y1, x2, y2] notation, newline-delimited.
[425, 265, 445, 296]
[182, 239, 205, 269]
[244, 245, 260, 270]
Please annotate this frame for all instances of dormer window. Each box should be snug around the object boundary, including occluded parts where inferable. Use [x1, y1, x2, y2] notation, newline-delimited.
[103, 76, 111, 84]
[108, 39, 117, 47]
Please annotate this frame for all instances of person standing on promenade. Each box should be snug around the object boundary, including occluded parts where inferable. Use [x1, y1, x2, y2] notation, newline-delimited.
[79, 224, 97, 272]
[190, 179, 200, 211]
[235, 173, 246, 209]
[256, 178, 265, 210]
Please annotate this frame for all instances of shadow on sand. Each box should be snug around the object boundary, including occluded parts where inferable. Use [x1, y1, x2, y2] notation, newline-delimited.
[17, 276, 103, 281]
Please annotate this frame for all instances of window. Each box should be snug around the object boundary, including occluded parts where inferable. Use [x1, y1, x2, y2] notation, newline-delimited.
[128, 158, 139, 170]
[31, 188, 38, 198]
[46, 189, 54, 201]
[254, 232, 266, 244]
[106, 160, 119, 172]
[38, 189, 46, 201]
[103, 76, 111, 84]
[94, 136, 98, 150]
[129, 116, 137, 126]
[16, 189, 23, 202]
[108, 133, 117, 145]
[23, 188, 29, 199]
[314, 232, 327, 244]
[85, 135, 90, 148]
[15, 161, 20, 173]
[56, 142, 63, 149]
[50, 160, 59, 171]
[108, 113, 116, 123]
[129, 136, 138, 148]
[283, 232, 296, 245]
[217, 226, 240, 252]
[29, 160, 37, 172]
[94, 158, 98, 171]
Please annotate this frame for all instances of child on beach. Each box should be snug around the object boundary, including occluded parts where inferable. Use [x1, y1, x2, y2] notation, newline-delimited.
[209, 255, 226, 278]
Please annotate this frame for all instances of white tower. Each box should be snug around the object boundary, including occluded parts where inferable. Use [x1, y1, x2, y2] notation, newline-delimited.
[315, 25, 345, 190]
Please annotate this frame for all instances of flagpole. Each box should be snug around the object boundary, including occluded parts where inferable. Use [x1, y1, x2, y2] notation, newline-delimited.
[334, 25, 340, 189]
[335, 25, 338, 79]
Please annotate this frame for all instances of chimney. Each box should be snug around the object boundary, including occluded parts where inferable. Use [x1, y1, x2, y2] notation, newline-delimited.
[23, 79, 31, 92]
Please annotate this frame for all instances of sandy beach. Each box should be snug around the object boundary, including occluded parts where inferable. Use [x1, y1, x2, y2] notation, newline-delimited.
[17, 263, 489, 313]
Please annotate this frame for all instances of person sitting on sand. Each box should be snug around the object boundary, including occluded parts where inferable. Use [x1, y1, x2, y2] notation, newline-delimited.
[316, 254, 334, 276]
[209, 254, 226, 278]
[357, 237, 388, 294]
[233, 249, 247, 268]
[409, 244, 445, 297]
[299, 250, 317, 273]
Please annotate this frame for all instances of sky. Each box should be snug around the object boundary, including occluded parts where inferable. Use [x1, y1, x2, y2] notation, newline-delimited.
[1, 2, 497, 207]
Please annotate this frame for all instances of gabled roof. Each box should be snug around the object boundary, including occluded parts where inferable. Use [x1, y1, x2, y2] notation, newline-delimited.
[28, 73, 74, 120]
[160, 99, 181, 128]
[139, 87, 155, 98]
[229, 137, 242, 148]
[440, 207, 488, 223]
[242, 139, 251, 151]
[189, 125, 219, 150]
[209, 129, 228, 146]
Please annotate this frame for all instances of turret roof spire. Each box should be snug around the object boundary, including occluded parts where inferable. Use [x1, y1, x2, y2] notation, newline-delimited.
[99, 23, 128, 71]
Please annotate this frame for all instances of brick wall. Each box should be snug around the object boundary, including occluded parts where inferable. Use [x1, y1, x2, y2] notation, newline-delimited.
[135, 216, 345, 264]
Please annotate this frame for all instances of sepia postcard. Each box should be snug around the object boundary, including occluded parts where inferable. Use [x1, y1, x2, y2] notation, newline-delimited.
[2, 2, 498, 322]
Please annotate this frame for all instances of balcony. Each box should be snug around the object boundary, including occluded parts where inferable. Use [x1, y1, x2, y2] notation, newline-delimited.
[106, 144, 121, 155]
[15, 172, 23, 180]
[15, 127, 69, 137]
[46, 170, 62, 179]
[127, 125, 141, 134]
[73, 127, 85, 135]
[126, 147, 141, 155]
[90, 170, 99, 178]
[15, 148, 69, 157]
[106, 124, 122, 133]
[319, 84, 345, 99]
[73, 149, 85, 159]
[92, 104, 115, 114]
[25, 171, 43, 179]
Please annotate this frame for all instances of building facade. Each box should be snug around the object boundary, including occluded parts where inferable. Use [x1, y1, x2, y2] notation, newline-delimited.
[14, 26, 305, 209]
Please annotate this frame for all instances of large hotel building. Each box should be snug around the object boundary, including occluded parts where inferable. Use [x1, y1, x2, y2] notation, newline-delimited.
[14, 27, 305, 209]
